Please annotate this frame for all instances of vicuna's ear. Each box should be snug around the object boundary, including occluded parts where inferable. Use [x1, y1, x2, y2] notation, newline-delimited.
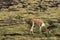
[46, 27, 50, 33]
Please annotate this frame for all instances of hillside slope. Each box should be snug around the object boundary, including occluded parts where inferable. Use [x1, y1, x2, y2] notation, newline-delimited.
[0, 0, 60, 40]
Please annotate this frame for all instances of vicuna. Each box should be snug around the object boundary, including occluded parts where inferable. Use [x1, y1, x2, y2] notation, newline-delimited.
[29, 18, 50, 34]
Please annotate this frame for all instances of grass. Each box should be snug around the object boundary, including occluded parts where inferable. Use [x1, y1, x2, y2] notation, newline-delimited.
[0, 0, 60, 40]
[0, 9, 60, 40]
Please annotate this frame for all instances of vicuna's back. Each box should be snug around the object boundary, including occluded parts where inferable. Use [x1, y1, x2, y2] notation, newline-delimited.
[30, 19, 44, 26]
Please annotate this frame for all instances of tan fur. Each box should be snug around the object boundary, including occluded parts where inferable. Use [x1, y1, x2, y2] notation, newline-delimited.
[29, 18, 46, 34]
[30, 18, 44, 26]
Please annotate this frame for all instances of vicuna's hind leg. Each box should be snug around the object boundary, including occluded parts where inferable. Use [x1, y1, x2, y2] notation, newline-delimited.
[39, 23, 45, 33]
[30, 21, 34, 34]
[39, 26, 42, 33]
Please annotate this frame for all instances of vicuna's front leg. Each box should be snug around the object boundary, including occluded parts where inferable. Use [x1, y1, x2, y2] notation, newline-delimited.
[30, 21, 34, 34]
